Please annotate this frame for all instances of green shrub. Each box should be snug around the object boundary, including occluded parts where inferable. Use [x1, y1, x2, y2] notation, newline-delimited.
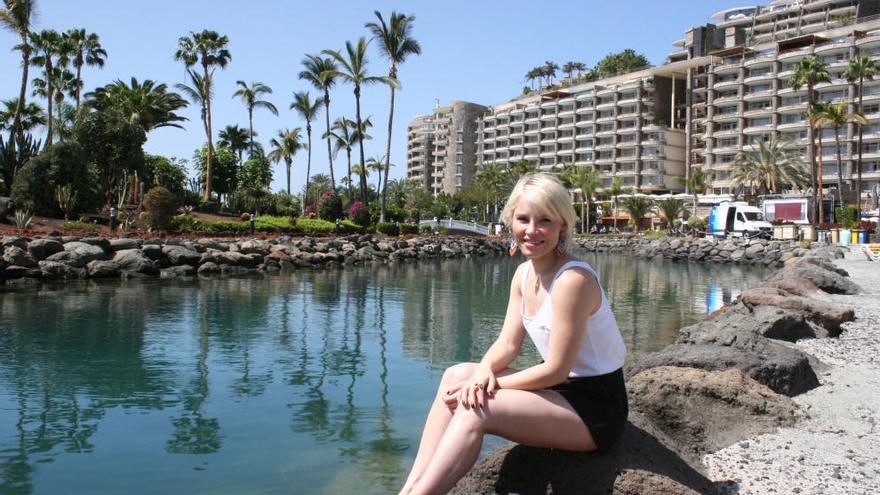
[143, 187, 179, 231]
[202, 220, 249, 234]
[62, 220, 101, 235]
[376, 222, 400, 236]
[338, 220, 366, 234]
[254, 215, 293, 233]
[295, 218, 336, 234]
[688, 216, 707, 231]
[400, 223, 418, 235]
[317, 191, 344, 221]
[11, 141, 100, 215]
[436, 227, 449, 235]
[169, 214, 202, 233]
[419, 224, 433, 234]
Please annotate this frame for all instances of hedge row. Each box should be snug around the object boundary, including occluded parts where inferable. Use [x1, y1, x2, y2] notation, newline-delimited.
[168, 216, 368, 235]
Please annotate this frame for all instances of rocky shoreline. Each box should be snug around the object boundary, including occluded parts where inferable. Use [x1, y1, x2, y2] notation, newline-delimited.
[575, 235, 808, 266]
[0, 234, 507, 285]
[453, 245, 869, 495]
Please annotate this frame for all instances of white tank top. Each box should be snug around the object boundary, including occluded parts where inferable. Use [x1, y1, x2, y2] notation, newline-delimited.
[520, 260, 626, 377]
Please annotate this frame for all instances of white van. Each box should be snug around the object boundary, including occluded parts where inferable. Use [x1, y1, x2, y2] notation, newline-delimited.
[708, 202, 773, 238]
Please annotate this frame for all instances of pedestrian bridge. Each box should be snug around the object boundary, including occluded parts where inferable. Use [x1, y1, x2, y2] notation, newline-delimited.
[418, 219, 489, 236]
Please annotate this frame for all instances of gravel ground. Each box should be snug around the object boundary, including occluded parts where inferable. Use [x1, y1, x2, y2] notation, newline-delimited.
[704, 256, 880, 495]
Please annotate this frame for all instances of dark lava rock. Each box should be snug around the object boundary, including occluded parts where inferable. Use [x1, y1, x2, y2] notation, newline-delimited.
[27, 238, 64, 260]
[452, 411, 717, 495]
[628, 367, 801, 455]
[86, 260, 120, 278]
[767, 263, 860, 295]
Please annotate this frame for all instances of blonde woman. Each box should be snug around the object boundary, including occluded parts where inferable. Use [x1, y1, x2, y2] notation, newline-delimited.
[401, 173, 628, 494]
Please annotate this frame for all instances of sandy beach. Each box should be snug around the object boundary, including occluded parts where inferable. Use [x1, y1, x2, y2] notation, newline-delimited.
[704, 256, 880, 495]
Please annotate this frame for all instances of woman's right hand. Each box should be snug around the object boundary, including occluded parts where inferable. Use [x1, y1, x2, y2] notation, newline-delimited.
[447, 365, 497, 409]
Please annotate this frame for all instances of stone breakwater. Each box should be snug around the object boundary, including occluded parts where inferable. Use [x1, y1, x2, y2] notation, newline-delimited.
[452, 246, 862, 495]
[575, 236, 808, 266]
[0, 234, 507, 285]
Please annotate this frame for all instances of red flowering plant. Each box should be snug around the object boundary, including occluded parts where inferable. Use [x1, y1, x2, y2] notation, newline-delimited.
[856, 220, 877, 231]
[348, 201, 370, 227]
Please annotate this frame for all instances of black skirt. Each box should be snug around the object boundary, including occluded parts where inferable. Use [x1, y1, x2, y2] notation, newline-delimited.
[549, 367, 628, 454]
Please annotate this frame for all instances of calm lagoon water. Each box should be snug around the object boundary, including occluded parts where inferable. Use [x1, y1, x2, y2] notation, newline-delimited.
[0, 252, 771, 494]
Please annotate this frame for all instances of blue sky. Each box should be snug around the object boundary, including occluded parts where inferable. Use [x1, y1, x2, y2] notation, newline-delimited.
[1, 0, 744, 194]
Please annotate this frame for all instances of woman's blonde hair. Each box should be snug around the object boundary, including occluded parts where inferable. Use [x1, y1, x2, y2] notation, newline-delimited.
[500, 173, 576, 242]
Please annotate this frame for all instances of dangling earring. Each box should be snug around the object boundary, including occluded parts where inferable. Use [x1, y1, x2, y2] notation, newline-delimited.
[556, 237, 567, 257]
[508, 236, 519, 257]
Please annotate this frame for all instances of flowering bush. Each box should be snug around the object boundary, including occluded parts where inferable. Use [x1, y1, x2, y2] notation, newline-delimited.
[856, 220, 877, 231]
[317, 191, 343, 221]
[770, 218, 795, 226]
[348, 200, 370, 227]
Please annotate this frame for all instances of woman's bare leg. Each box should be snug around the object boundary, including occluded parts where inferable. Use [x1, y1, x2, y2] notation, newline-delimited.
[401, 363, 515, 494]
[409, 388, 595, 495]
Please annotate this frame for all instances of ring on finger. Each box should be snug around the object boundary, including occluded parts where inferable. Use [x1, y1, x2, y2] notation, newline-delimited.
[473, 382, 484, 390]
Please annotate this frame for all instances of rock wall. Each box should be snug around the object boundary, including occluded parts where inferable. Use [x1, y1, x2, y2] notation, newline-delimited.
[575, 236, 810, 266]
[0, 234, 507, 285]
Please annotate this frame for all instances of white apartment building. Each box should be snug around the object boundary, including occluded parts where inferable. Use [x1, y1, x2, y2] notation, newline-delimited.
[406, 101, 486, 196]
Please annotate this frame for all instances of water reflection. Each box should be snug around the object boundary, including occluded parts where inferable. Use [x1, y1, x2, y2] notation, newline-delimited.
[0, 253, 771, 494]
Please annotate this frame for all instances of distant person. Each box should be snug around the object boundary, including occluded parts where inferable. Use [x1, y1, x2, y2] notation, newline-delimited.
[400, 173, 628, 494]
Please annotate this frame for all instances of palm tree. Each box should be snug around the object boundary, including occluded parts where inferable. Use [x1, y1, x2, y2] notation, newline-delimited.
[562, 61, 577, 81]
[564, 165, 601, 233]
[323, 38, 396, 203]
[0, 97, 43, 132]
[844, 53, 879, 215]
[218, 124, 250, 164]
[810, 101, 867, 209]
[366, 155, 386, 194]
[476, 163, 506, 222]
[543, 61, 559, 85]
[573, 62, 588, 79]
[290, 91, 324, 213]
[620, 196, 653, 232]
[232, 80, 278, 157]
[175, 29, 231, 203]
[790, 55, 830, 224]
[267, 128, 305, 197]
[655, 198, 687, 229]
[175, 69, 211, 145]
[299, 53, 338, 191]
[29, 28, 65, 148]
[686, 166, 713, 219]
[732, 138, 808, 200]
[85, 77, 189, 133]
[63, 28, 106, 108]
[366, 10, 421, 222]
[1, 0, 37, 152]
[31, 64, 75, 141]
[326, 117, 357, 202]
[608, 176, 624, 231]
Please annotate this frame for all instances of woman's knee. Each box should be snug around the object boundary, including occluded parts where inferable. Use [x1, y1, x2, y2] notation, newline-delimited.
[441, 362, 477, 385]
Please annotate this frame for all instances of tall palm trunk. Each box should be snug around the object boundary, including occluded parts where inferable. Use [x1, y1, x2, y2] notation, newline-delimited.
[44, 58, 55, 149]
[304, 125, 312, 215]
[354, 86, 368, 202]
[346, 148, 353, 204]
[75, 62, 82, 108]
[857, 72, 865, 214]
[203, 63, 214, 203]
[247, 107, 254, 157]
[380, 77, 396, 222]
[10, 42, 31, 162]
[324, 89, 335, 191]
[806, 82, 817, 225]
[285, 157, 292, 195]
[582, 198, 588, 233]
[834, 127, 844, 207]
[817, 132, 825, 222]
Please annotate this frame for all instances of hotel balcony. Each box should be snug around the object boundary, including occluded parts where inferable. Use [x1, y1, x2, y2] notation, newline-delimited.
[616, 140, 638, 148]
[540, 113, 558, 122]
[713, 79, 742, 90]
[744, 72, 776, 84]
[712, 62, 742, 75]
[712, 145, 742, 155]
[712, 94, 741, 104]
[744, 55, 776, 68]
[617, 95, 639, 106]
[743, 123, 777, 134]
[713, 111, 742, 121]
[777, 102, 807, 113]
[558, 121, 575, 130]
[778, 47, 813, 61]
[596, 128, 617, 137]
[575, 145, 594, 154]
[525, 114, 540, 124]
[540, 136, 557, 145]
[595, 101, 617, 110]
[815, 78, 850, 90]
[743, 107, 772, 118]
[524, 127, 540, 136]
[743, 89, 775, 101]
[558, 108, 575, 119]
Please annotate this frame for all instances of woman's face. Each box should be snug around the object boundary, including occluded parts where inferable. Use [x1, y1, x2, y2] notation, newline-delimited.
[511, 195, 565, 259]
